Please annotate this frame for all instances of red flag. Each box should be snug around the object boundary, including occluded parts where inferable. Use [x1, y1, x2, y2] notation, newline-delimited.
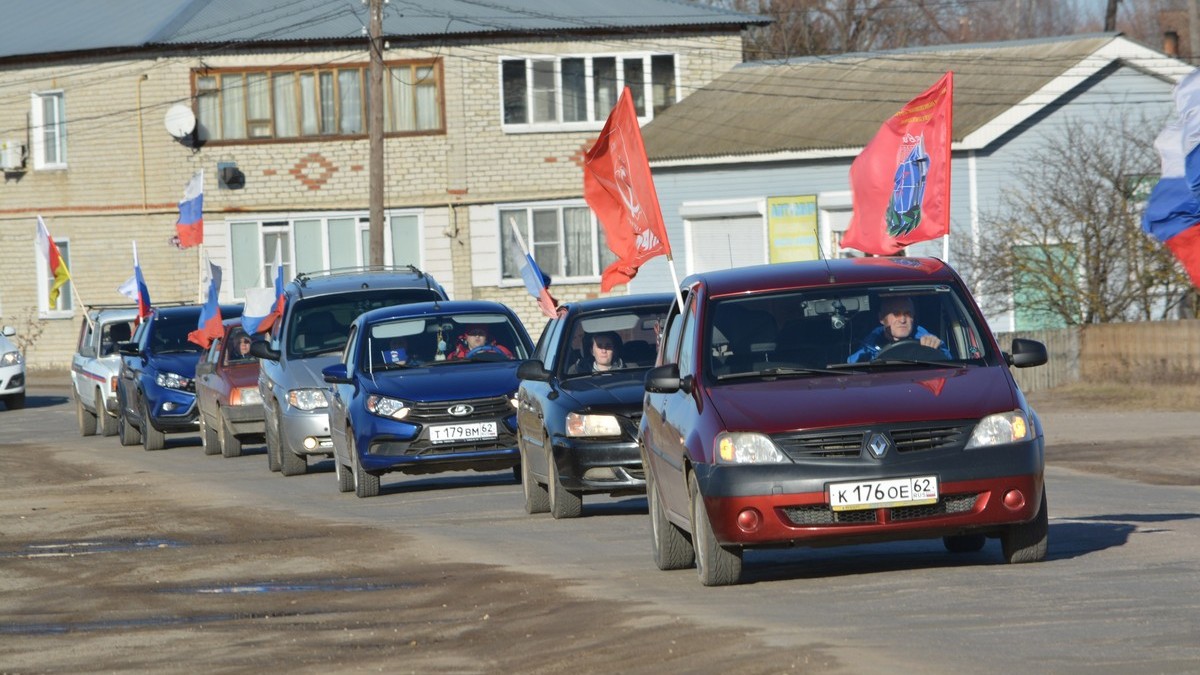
[1166, 224, 1200, 287]
[584, 86, 671, 292]
[843, 72, 954, 256]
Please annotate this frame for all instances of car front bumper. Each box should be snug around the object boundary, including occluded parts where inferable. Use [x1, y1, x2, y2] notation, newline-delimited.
[357, 414, 520, 475]
[224, 402, 265, 437]
[278, 405, 333, 456]
[144, 384, 198, 433]
[0, 364, 24, 396]
[550, 436, 645, 494]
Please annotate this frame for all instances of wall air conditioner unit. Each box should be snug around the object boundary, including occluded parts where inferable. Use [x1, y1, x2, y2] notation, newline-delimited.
[1, 140, 26, 171]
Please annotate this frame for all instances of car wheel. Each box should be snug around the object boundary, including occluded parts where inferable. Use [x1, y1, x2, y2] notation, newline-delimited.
[280, 441, 307, 476]
[689, 472, 742, 586]
[1002, 489, 1049, 564]
[264, 403, 282, 472]
[4, 392, 26, 410]
[141, 400, 165, 451]
[77, 392, 98, 436]
[118, 407, 141, 446]
[943, 534, 987, 553]
[521, 444, 549, 515]
[351, 434, 379, 498]
[335, 431, 355, 493]
[97, 390, 118, 437]
[548, 452, 583, 519]
[219, 413, 243, 458]
[200, 412, 220, 455]
[649, 467, 693, 571]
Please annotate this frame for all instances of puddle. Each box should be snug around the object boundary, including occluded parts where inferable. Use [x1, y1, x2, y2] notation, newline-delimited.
[168, 579, 416, 594]
[1, 539, 184, 559]
[0, 611, 313, 636]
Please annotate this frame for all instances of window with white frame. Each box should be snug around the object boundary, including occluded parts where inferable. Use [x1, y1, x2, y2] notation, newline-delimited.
[31, 91, 67, 169]
[35, 237, 73, 317]
[500, 54, 677, 130]
[499, 204, 617, 283]
[195, 61, 443, 143]
[228, 213, 421, 298]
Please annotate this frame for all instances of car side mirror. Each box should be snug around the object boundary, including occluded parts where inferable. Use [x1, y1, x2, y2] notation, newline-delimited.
[322, 363, 352, 384]
[3, 325, 16, 337]
[196, 362, 214, 376]
[645, 363, 684, 394]
[249, 340, 281, 362]
[116, 341, 140, 356]
[1006, 338, 1048, 368]
[516, 359, 551, 382]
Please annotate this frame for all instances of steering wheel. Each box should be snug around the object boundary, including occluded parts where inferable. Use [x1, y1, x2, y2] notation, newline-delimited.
[465, 344, 509, 361]
[874, 339, 947, 361]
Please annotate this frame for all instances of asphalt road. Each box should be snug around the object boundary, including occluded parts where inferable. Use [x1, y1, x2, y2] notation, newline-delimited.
[2, 380, 1198, 674]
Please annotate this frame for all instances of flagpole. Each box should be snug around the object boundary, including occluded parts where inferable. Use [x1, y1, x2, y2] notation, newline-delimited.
[665, 254, 685, 314]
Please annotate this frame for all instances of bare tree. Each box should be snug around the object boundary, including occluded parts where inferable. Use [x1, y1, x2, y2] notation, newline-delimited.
[953, 112, 1195, 326]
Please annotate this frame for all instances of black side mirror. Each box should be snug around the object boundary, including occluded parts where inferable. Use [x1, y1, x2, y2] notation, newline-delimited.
[116, 341, 140, 356]
[322, 363, 352, 384]
[249, 340, 281, 362]
[1006, 338, 1048, 368]
[516, 359, 551, 382]
[645, 363, 684, 394]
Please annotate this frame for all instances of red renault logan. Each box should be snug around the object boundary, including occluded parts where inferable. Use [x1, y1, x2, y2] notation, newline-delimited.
[639, 257, 1049, 586]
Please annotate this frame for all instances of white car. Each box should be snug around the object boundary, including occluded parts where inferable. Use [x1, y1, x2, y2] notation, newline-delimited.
[71, 306, 139, 435]
[0, 325, 26, 411]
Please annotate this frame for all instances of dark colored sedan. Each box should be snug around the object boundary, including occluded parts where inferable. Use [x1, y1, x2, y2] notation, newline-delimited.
[516, 293, 673, 518]
[196, 320, 264, 458]
[323, 300, 534, 498]
[640, 257, 1049, 585]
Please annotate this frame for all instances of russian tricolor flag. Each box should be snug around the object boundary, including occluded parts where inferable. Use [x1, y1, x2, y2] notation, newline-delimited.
[1143, 118, 1200, 288]
[176, 170, 204, 249]
[242, 240, 285, 335]
[188, 254, 223, 348]
[519, 253, 560, 319]
[118, 242, 154, 322]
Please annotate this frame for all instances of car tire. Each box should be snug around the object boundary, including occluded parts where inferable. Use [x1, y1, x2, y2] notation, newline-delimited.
[335, 433, 355, 494]
[649, 468, 693, 571]
[351, 434, 379, 498]
[280, 442, 307, 476]
[689, 472, 742, 586]
[521, 444, 549, 515]
[264, 403, 282, 472]
[219, 414, 243, 458]
[548, 453, 582, 519]
[4, 392, 25, 410]
[943, 534, 987, 553]
[1002, 489, 1049, 564]
[200, 412, 220, 455]
[77, 393, 98, 436]
[118, 407, 141, 446]
[97, 390, 118, 437]
[141, 400, 165, 451]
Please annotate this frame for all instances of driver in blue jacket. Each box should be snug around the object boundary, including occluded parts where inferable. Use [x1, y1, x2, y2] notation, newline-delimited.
[848, 296, 950, 363]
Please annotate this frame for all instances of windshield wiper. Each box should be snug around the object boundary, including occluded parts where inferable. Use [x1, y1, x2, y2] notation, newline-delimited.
[827, 359, 966, 370]
[717, 366, 851, 381]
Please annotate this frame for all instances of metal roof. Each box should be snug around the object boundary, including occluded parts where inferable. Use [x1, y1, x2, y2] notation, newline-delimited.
[1, 0, 767, 61]
[642, 34, 1189, 164]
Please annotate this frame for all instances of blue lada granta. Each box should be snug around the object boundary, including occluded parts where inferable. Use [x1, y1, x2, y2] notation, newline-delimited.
[322, 300, 534, 498]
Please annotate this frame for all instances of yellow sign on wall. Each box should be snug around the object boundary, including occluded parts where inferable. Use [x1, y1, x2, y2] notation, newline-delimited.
[767, 195, 819, 262]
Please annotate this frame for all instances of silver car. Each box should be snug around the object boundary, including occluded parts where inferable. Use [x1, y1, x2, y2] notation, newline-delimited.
[70, 306, 139, 435]
[0, 325, 25, 411]
[251, 267, 448, 476]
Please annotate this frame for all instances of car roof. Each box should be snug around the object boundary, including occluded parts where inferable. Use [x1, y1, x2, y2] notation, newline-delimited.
[286, 266, 444, 300]
[356, 299, 516, 325]
[561, 293, 675, 316]
[687, 257, 955, 298]
[87, 305, 140, 322]
[151, 303, 244, 319]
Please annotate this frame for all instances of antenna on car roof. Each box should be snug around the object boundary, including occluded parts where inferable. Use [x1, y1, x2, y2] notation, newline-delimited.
[815, 227, 836, 284]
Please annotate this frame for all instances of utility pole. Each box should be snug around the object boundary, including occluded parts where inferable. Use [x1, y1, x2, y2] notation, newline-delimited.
[1104, 0, 1118, 32]
[368, 0, 385, 266]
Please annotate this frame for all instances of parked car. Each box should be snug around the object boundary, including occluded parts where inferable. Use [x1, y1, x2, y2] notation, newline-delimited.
[0, 325, 25, 411]
[70, 305, 138, 436]
[196, 320, 264, 458]
[117, 303, 243, 451]
[515, 293, 673, 518]
[323, 300, 534, 497]
[251, 266, 449, 476]
[640, 257, 1049, 586]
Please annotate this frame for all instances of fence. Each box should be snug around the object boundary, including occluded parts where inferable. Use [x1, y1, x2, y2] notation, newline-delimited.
[995, 319, 1200, 393]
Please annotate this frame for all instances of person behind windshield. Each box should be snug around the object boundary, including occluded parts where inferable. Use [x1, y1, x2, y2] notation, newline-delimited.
[848, 296, 950, 363]
[230, 333, 254, 361]
[447, 324, 513, 360]
[568, 331, 624, 374]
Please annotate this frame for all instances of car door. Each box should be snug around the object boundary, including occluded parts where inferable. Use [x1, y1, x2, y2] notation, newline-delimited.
[71, 315, 96, 406]
[195, 336, 221, 427]
[118, 319, 149, 422]
[326, 324, 358, 463]
[643, 291, 698, 520]
[517, 315, 564, 481]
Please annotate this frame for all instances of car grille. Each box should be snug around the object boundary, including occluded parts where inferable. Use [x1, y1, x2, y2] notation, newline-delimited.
[780, 492, 981, 526]
[773, 421, 971, 460]
[404, 395, 512, 424]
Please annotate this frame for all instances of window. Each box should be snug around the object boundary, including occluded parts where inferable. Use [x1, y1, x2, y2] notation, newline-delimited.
[195, 61, 443, 143]
[31, 91, 66, 169]
[499, 204, 617, 284]
[500, 54, 677, 130]
[36, 237, 72, 317]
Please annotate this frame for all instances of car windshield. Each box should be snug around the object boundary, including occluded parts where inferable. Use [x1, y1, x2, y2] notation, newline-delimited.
[287, 289, 443, 359]
[706, 283, 992, 382]
[362, 312, 529, 372]
[149, 315, 204, 353]
[561, 306, 667, 377]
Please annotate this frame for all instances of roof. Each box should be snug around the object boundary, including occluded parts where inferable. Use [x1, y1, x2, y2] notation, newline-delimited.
[289, 266, 445, 300]
[1, 0, 767, 61]
[643, 33, 1192, 164]
[690, 257, 957, 298]
[358, 299, 518, 325]
[562, 292, 675, 315]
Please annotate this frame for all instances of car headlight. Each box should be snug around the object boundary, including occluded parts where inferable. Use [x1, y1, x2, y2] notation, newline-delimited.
[566, 412, 622, 438]
[231, 386, 263, 406]
[155, 371, 192, 390]
[287, 388, 329, 411]
[965, 410, 1031, 449]
[715, 431, 790, 464]
[366, 394, 409, 420]
[1, 351, 21, 366]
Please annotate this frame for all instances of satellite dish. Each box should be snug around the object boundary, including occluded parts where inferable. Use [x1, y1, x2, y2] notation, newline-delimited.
[164, 104, 196, 139]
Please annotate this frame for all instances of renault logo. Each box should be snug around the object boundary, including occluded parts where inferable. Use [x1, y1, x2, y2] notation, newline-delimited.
[866, 432, 891, 459]
[447, 404, 474, 416]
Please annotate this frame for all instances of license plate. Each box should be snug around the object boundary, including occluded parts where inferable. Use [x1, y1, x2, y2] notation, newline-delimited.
[428, 421, 497, 444]
[827, 475, 939, 511]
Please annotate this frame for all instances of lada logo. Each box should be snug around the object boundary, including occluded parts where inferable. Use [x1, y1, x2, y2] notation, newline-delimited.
[447, 404, 474, 417]
[866, 432, 891, 459]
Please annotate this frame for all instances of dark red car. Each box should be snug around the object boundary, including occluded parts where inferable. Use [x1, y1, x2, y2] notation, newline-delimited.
[195, 320, 264, 458]
[640, 257, 1049, 586]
